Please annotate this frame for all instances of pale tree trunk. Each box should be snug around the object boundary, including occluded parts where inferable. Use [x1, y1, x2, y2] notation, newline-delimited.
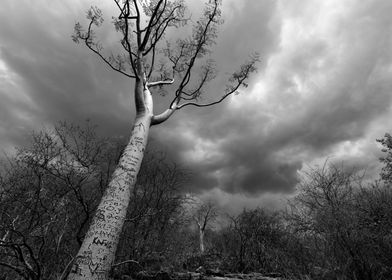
[67, 82, 153, 280]
[199, 228, 205, 254]
[66, 0, 256, 278]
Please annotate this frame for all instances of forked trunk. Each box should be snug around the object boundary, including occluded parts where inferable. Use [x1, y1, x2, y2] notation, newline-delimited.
[68, 84, 153, 280]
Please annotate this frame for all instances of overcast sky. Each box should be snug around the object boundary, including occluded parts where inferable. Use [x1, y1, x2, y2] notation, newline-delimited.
[1, 0, 391, 213]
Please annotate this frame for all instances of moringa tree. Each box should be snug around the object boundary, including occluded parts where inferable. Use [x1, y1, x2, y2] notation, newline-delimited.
[68, 0, 258, 279]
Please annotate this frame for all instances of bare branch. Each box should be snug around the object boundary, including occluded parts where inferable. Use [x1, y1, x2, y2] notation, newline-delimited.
[118, 2, 138, 74]
[142, 3, 185, 56]
[147, 79, 174, 88]
[111, 259, 142, 269]
[132, 0, 142, 47]
[140, 0, 166, 50]
[151, 107, 176, 126]
[72, 7, 137, 78]
[180, 59, 216, 101]
[59, 256, 75, 280]
[177, 53, 259, 109]
[164, 0, 222, 109]
[147, 42, 157, 78]
[177, 86, 234, 109]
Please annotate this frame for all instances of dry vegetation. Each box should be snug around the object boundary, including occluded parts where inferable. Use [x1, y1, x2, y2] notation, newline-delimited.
[1, 123, 392, 280]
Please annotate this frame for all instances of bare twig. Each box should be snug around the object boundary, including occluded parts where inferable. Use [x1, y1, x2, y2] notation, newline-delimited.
[111, 259, 142, 269]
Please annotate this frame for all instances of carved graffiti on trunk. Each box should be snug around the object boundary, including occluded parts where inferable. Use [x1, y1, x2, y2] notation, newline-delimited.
[67, 116, 151, 280]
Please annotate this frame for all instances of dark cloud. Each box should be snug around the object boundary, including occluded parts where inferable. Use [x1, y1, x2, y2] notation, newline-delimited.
[149, 0, 392, 197]
[153, 100, 303, 195]
[1, 0, 392, 207]
[0, 0, 136, 148]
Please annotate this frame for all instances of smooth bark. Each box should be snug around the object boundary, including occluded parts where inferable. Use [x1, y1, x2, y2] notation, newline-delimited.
[67, 1, 256, 278]
[199, 228, 205, 254]
[68, 83, 153, 280]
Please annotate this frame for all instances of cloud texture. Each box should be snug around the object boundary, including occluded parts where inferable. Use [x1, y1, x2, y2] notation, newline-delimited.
[1, 0, 392, 211]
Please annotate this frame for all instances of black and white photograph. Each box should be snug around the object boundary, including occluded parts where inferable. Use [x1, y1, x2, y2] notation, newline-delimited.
[1, 1, 392, 279]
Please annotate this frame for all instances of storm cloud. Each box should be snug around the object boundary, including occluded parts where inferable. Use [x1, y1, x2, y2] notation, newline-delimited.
[1, 0, 392, 211]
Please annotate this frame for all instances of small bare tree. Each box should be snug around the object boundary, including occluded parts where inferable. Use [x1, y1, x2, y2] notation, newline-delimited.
[192, 201, 218, 254]
[69, 1, 258, 279]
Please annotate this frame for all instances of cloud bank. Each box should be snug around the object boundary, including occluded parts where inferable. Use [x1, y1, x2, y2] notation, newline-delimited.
[1, 0, 392, 211]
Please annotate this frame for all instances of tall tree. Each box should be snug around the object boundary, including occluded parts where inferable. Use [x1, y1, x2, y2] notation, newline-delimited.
[69, 1, 258, 279]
